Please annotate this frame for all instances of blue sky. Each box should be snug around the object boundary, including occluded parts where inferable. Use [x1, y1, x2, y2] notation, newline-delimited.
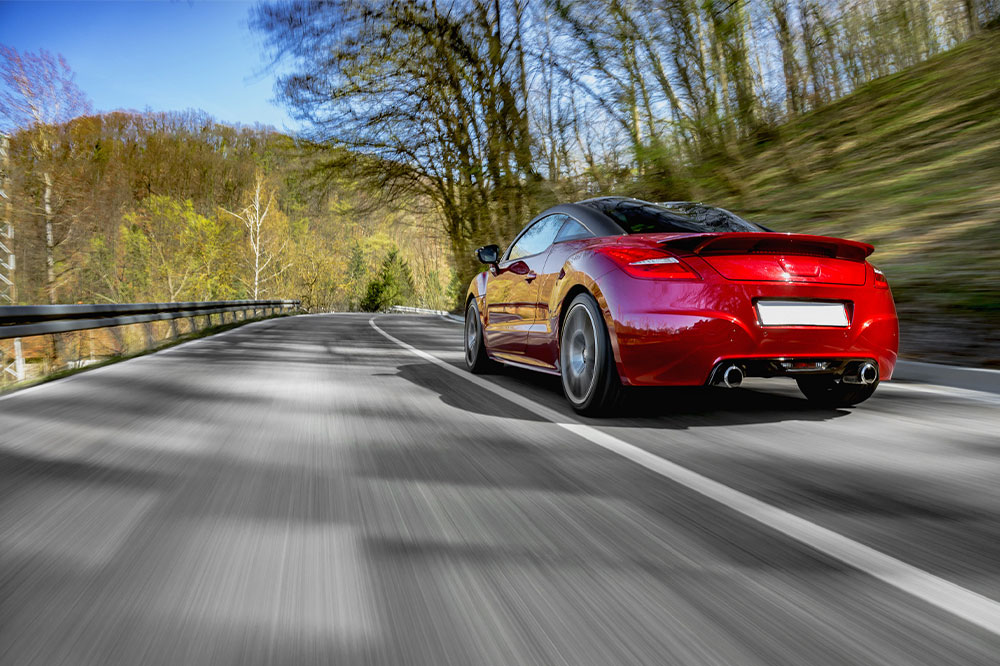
[0, 0, 297, 131]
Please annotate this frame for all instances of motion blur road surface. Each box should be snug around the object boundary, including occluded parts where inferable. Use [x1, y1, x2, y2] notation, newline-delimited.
[2, 313, 999, 665]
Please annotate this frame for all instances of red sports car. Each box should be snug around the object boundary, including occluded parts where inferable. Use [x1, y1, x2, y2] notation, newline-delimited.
[464, 197, 899, 414]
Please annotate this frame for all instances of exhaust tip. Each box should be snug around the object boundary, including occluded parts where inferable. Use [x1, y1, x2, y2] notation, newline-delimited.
[843, 362, 879, 385]
[722, 365, 744, 388]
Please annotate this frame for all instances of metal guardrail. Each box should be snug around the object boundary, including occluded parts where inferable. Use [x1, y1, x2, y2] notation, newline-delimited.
[387, 305, 450, 316]
[0, 299, 300, 339]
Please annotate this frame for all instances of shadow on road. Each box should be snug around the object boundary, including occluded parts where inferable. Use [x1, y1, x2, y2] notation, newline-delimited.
[391, 362, 849, 429]
[0, 448, 168, 492]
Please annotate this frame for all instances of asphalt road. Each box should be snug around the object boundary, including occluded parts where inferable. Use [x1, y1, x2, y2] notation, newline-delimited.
[2, 313, 999, 665]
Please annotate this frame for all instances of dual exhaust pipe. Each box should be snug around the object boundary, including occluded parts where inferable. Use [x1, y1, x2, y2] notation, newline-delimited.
[712, 361, 877, 388]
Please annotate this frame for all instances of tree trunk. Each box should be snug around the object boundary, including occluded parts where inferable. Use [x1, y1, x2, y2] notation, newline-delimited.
[771, 0, 803, 116]
[43, 170, 55, 304]
[254, 251, 260, 300]
[964, 0, 979, 34]
[799, 0, 826, 107]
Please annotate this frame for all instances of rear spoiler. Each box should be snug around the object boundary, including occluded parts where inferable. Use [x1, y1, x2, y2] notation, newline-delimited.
[658, 232, 874, 261]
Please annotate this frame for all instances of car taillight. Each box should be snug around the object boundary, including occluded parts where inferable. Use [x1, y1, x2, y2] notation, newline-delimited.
[873, 267, 889, 289]
[597, 246, 700, 280]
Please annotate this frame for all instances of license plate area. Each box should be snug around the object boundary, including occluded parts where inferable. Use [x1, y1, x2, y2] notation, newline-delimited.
[755, 300, 850, 327]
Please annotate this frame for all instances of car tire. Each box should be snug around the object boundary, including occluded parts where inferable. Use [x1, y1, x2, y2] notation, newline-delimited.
[796, 375, 878, 407]
[465, 300, 499, 374]
[559, 293, 623, 415]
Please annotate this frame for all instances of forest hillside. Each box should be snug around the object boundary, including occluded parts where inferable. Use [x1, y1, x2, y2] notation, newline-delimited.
[695, 30, 1000, 364]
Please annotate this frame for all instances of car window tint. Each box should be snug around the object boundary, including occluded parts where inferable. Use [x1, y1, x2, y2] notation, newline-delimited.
[659, 203, 766, 233]
[584, 199, 765, 234]
[507, 215, 565, 260]
[555, 218, 594, 243]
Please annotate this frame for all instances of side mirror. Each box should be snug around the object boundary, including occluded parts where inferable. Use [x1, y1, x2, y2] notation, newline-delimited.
[475, 244, 500, 265]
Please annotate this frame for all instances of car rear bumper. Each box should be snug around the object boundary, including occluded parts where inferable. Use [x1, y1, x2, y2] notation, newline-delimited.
[603, 274, 899, 387]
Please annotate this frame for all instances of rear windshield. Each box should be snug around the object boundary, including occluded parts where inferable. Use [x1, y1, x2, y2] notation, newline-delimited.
[582, 199, 766, 234]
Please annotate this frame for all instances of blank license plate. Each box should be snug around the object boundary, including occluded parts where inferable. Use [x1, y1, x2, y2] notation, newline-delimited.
[756, 301, 849, 327]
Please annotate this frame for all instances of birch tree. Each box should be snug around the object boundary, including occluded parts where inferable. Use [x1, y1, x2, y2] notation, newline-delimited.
[225, 173, 288, 300]
[0, 46, 90, 303]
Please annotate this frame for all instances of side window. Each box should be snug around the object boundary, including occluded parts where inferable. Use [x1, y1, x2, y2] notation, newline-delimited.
[554, 217, 594, 243]
[507, 215, 566, 260]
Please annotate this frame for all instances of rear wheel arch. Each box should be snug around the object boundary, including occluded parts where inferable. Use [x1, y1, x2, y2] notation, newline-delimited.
[557, 285, 592, 341]
[466, 273, 488, 316]
[556, 282, 624, 381]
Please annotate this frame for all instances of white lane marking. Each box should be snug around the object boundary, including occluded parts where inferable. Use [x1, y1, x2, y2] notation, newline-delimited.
[369, 315, 1000, 637]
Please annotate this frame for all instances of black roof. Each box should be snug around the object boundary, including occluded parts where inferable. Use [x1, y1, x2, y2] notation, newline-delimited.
[525, 201, 629, 238]
[513, 196, 766, 246]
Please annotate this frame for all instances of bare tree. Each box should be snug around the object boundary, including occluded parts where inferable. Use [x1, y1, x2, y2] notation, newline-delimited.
[225, 173, 288, 299]
[252, 0, 537, 285]
[0, 46, 90, 303]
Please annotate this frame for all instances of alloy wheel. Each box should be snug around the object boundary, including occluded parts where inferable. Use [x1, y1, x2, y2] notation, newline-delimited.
[465, 306, 479, 366]
[562, 303, 598, 403]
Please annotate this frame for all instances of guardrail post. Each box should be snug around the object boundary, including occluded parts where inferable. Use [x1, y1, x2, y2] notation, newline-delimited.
[2, 337, 25, 383]
[14, 337, 24, 381]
